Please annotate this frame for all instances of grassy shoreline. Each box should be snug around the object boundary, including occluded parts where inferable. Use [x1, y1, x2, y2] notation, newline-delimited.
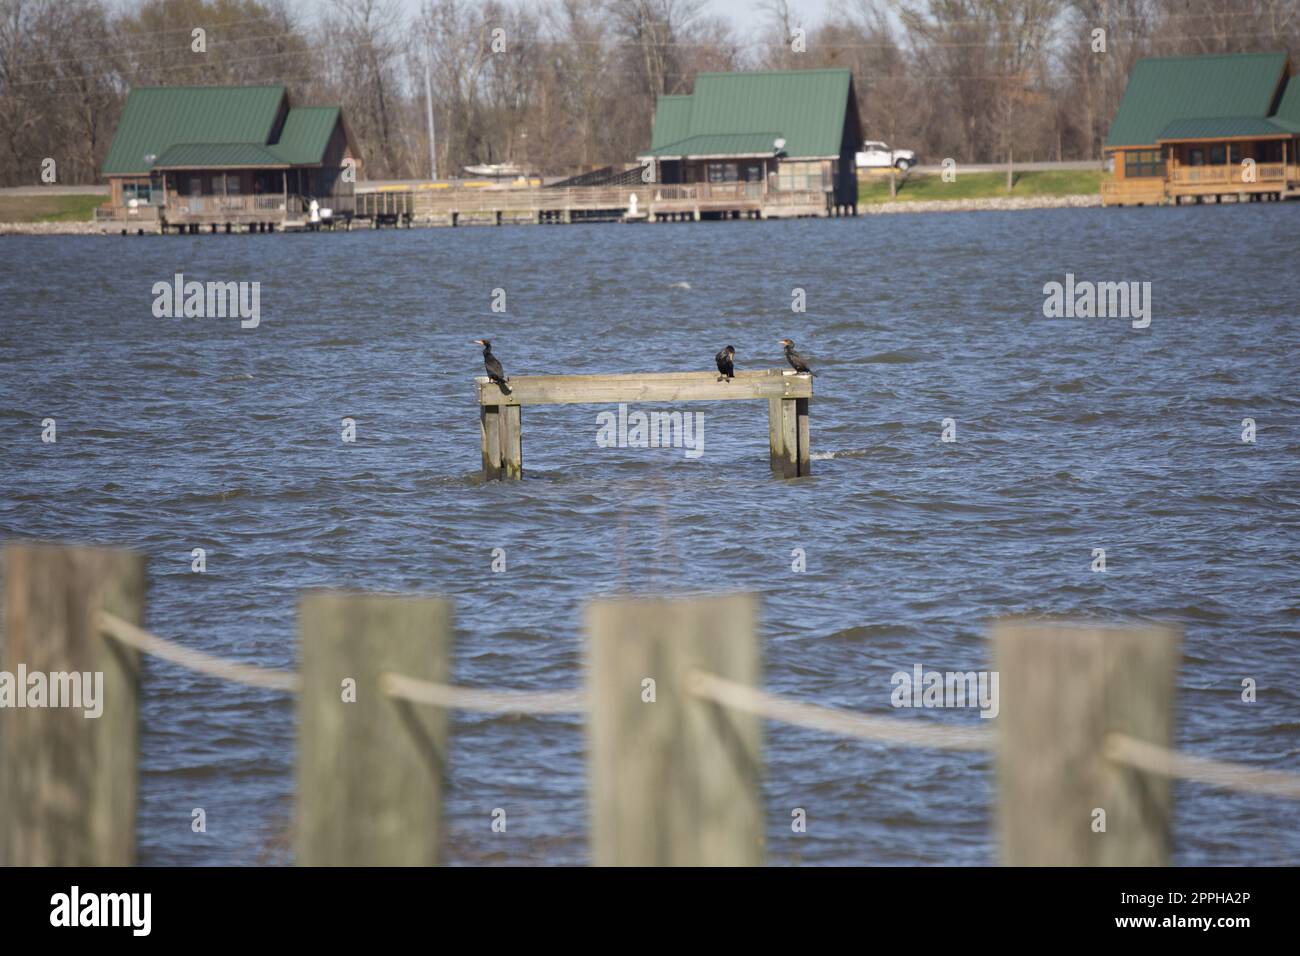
[0, 193, 104, 222]
[859, 169, 1101, 204]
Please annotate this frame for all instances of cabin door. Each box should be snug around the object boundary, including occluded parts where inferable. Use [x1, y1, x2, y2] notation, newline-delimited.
[188, 176, 204, 213]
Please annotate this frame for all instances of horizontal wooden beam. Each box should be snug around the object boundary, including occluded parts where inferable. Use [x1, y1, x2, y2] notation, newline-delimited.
[476, 368, 812, 406]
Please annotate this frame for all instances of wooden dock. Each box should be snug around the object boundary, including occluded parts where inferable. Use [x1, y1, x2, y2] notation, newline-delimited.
[476, 368, 813, 480]
[357, 183, 839, 227]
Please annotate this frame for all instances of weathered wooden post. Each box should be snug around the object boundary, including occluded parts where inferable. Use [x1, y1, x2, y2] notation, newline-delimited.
[586, 593, 763, 866]
[768, 376, 811, 477]
[0, 542, 146, 866]
[296, 592, 453, 866]
[477, 379, 522, 480]
[993, 619, 1180, 866]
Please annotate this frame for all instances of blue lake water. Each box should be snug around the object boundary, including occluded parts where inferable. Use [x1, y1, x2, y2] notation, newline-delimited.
[1, 204, 1298, 865]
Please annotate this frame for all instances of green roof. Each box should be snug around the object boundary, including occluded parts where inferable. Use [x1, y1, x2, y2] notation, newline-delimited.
[102, 86, 347, 176]
[649, 95, 694, 151]
[1271, 77, 1300, 133]
[1106, 53, 1288, 147]
[270, 107, 342, 165]
[1158, 116, 1291, 140]
[154, 142, 289, 168]
[644, 131, 784, 158]
[103, 85, 287, 174]
[642, 68, 856, 159]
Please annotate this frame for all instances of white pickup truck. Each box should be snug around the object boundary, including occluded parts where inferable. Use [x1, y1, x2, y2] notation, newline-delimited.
[855, 141, 917, 171]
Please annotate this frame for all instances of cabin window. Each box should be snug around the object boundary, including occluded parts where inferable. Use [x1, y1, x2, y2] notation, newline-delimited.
[1187, 147, 1205, 167]
[707, 162, 739, 183]
[1209, 144, 1226, 165]
[775, 160, 821, 191]
[1124, 150, 1165, 178]
[122, 181, 151, 203]
[227, 176, 241, 195]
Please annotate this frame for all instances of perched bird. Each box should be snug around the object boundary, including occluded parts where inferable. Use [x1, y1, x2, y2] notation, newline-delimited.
[474, 339, 511, 393]
[715, 345, 736, 380]
[779, 338, 815, 376]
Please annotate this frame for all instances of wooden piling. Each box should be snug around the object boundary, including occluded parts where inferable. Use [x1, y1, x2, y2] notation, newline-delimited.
[586, 593, 763, 866]
[0, 542, 146, 866]
[480, 404, 503, 480]
[478, 402, 521, 480]
[768, 390, 810, 477]
[295, 592, 453, 866]
[796, 397, 811, 475]
[500, 405, 522, 479]
[993, 619, 1180, 866]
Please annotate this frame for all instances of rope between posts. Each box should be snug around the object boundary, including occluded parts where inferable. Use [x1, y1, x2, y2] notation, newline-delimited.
[382, 673, 586, 714]
[97, 611, 301, 693]
[91, 614, 1300, 801]
[686, 670, 994, 752]
[1106, 734, 1300, 801]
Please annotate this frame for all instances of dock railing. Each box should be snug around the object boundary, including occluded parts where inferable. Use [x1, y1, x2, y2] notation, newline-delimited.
[352, 184, 831, 222]
[3, 540, 1298, 866]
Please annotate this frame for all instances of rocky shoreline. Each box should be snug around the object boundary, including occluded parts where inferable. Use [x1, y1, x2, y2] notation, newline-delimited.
[0, 220, 106, 235]
[860, 193, 1101, 214]
[0, 192, 1104, 234]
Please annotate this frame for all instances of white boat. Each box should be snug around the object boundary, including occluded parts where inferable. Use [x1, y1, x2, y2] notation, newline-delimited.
[463, 163, 525, 178]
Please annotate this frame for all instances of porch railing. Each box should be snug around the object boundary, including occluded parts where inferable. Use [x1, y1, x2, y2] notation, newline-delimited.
[1169, 163, 1287, 186]
[165, 194, 301, 217]
[94, 203, 161, 222]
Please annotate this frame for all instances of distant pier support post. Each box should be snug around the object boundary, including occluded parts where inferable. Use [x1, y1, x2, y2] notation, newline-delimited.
[586, 593, 763, 866]
[768, 384, 811, 477]
[0, 542, 146, 866]
[993, 620, 1180, 866]
[477, 379, 523, 481]
[295, 592, 453, 866]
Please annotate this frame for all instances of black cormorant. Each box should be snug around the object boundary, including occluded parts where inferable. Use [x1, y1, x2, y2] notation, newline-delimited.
[474, 339, 511, 393]
[779, 338, 815, 376]
[715, 345, 735, 380]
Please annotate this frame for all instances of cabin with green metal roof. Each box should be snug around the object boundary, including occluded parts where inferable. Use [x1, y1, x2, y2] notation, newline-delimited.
[638, 69, 863, 217]
[1103, 52, 1300, 206]
[100, 85, 361, 231]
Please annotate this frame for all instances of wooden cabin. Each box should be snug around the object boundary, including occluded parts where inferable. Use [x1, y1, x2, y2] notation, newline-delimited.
[99, 85, 361, 231]
[1103, 52, 1300, 206]
[638, 69, 862, 218]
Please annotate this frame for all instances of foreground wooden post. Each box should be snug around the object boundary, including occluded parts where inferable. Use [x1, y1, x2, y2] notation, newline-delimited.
[994, 619, 1180, 866]
[296, 592, 453, 866]
[587, 593, 762, 866]
[0, 542, 146, 865]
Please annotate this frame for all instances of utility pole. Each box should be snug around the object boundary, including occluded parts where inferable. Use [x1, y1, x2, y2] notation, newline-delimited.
[424, 41, 438, 182]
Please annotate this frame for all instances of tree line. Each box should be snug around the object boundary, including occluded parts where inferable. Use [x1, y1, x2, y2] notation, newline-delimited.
[2, 0, 1298, 186]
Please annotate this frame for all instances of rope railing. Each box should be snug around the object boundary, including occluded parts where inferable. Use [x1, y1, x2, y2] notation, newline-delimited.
[381, 673, 585, 715]
[687, 670, 994, 752]
[1106, 733, 1300, 801]
[95, 612, 1300, 800]
[97, 611, 300, 693]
